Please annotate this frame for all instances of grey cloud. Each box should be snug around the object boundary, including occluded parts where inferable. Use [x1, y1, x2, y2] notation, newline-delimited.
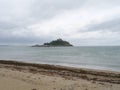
[79, 18, 120, 33]
[0, 0, 120, 45]
[0, 0, 87, 30]
[30, 0, 87, 20]
[0, 21, 18, 30]
[0, 33, 55, 45]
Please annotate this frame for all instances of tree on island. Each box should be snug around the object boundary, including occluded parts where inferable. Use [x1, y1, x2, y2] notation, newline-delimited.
[32, 38, 73, 47]
[43, 38, 73, 46]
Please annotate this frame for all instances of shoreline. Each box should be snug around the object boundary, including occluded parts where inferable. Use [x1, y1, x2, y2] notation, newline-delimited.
[0, 60, 120, 84]
[1, 59, 120, 72]
[0, 60, 120, 90]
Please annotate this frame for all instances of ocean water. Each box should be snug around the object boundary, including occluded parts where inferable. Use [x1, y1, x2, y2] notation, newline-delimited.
[0, 46, 120, 72]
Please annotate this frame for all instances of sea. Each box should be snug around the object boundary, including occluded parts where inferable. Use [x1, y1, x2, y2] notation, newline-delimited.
[0, 45, 120, 72]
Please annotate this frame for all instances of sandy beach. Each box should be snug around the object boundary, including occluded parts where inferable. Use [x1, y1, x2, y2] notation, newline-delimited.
[0, 60, 120, 90]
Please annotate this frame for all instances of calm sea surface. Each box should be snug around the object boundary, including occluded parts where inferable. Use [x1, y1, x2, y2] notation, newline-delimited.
[0, 46, 120, 72]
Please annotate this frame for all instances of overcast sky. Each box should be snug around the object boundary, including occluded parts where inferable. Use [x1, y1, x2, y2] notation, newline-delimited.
[0, 0, 120, 46]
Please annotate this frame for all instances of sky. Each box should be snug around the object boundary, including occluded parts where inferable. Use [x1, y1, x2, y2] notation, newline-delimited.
[0, 0, 120, 46]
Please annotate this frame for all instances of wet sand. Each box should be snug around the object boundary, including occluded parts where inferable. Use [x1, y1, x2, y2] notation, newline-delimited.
[0, 60, 120, 90]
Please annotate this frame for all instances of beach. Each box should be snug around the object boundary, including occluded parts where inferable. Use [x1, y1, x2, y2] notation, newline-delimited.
[0, 60, 120, 90]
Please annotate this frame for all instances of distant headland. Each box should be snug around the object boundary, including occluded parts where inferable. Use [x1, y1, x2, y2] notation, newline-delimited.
[32, 39, 73, 47]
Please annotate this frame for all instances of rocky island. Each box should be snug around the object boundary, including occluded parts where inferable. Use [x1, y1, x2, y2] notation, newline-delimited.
[32, 39, 73, 47]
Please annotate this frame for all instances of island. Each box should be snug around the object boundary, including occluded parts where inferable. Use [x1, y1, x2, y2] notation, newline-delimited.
[32, 39, 73, 47]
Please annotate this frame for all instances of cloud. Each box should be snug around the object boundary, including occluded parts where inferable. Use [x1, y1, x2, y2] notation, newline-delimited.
[0, 0, 120, 45]
[28, 3, 120, 39]
[29, 0, 87, 20]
